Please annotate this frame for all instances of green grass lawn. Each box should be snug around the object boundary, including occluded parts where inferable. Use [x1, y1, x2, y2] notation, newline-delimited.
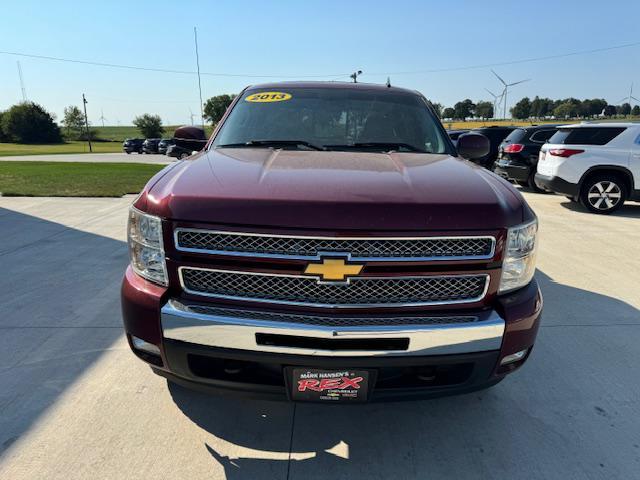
[0, 161, 164, 197]
[0, 141, 123, 156]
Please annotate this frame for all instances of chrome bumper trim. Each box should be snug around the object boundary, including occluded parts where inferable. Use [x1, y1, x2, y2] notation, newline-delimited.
[161, 299, 505, 357]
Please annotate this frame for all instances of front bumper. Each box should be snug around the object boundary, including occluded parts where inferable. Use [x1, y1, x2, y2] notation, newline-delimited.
[122, 267, 542, 401]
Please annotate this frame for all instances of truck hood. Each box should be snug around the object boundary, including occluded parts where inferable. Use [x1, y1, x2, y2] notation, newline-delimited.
[142, 148, 526, 231]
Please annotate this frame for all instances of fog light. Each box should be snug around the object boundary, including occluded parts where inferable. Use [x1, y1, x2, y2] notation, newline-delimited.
[132, 336, 161, 356]
[500, 348, 528, 366]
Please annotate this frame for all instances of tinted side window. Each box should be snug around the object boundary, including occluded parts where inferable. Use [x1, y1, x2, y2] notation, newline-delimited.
[549, 127, 626, 146]
[529, 129, 556, 143]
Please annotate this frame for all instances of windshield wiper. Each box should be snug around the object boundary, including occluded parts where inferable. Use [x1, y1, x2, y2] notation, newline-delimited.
[324, 142, 428, 153]
[217, 140, 324, 151]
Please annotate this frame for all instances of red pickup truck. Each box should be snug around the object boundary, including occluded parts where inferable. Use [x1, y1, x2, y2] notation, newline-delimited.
[122, 82, 541, 403]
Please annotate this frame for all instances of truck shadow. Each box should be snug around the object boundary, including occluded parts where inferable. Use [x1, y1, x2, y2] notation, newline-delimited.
[0, 206, 127, 458]
[168, 270, 640, 479]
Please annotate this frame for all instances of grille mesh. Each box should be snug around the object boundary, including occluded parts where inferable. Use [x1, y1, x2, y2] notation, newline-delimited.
[180, 268, 488, 307]
[184, 303, 480, 327]
[176, 230, 494, 260]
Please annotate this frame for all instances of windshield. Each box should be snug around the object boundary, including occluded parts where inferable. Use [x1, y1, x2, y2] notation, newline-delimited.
[212, 87, 449, 153]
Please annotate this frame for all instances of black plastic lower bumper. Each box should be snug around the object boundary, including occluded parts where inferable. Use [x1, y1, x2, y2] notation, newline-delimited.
[154, 340, 504, 402]
[494, 161, 532, 182]
[534, 173, 579, 196]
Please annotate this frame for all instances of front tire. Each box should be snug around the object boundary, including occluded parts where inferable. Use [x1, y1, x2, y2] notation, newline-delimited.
[579, 174, 626, 214]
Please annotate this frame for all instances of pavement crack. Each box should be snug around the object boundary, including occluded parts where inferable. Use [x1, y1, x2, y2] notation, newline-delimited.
[286, 403, 297, 480]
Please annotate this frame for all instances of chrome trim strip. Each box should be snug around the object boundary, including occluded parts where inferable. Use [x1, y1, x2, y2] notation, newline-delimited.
[173, 228, 496, 262]
[178, 266, 491, 309]
[161, 299, 505, 356]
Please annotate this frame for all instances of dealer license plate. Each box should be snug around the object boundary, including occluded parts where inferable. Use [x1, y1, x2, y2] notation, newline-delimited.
[289, 368, 371, 403]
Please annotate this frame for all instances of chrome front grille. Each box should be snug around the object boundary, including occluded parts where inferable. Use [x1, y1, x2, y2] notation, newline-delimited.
[175, 229, 495, 261]
[179, 267, 489, 308]
[181, 303, 480, 327]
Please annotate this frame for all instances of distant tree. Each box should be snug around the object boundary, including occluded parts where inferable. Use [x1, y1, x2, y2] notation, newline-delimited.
[510, 97, 531, 119]
[62, 105, 86, 139]
[619, 103, 632, 116]
[453, 99, 475, 120]
[632, 105, 640, 116]
[554, 101, 578, 119]
[585, 99, 607, 118]
[428, 101, 443, 118]
[475, 101, 493, 120]
[530, 96, 553, 118]
[602, 105, 617, 117]
[203, 94, 236, 124]
[0, 110, 6, 141]
[0, 102, 62, 143]
[133, 114, 164, 138]
[442, 107, 455, 119]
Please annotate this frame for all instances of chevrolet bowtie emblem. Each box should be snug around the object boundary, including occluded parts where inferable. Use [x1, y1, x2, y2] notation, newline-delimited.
[304, 258, 364, 282]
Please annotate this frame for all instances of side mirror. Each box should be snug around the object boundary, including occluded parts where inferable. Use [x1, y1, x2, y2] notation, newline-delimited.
[456, 133, 490, 160]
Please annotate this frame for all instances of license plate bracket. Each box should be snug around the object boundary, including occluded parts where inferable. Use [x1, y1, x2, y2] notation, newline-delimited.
[286, 368, 374, 403]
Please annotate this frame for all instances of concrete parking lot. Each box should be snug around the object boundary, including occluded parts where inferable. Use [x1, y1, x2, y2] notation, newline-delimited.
[0, 193, 638, 479]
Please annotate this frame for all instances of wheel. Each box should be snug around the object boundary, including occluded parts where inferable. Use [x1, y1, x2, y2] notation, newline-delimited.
[125, 151, 131, 155]
[579, 174, 627, 214]
[179, 152, 189, 159]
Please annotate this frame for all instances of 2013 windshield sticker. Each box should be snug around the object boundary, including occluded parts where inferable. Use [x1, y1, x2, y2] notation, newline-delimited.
[245, 92, 292, 102]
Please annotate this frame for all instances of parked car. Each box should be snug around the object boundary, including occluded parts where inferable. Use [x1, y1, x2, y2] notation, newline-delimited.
[165, 126, 208, 159]
[470, 126, 517, 169]
[122, 138, 144, 154]
[447, 129, 470, 147]
[122, 81, 541, 402]
[166, 144, 193, 159]
[158, 138, 175, 155]
[142, 138, 161, 154]
[535, 122, 640, 214]
[494, 124, 562, 191]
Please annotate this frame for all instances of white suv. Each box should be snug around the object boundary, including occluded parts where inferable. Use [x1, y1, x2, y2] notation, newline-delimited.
[535, 122, 640, 214]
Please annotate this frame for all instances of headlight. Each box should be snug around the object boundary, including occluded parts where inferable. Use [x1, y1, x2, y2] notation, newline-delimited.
[128, 207, 167, 286]
[499, 219, 538, 294]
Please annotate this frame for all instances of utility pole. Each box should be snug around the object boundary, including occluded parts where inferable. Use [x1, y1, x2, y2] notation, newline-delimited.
[350, 70, 362, 83]
[82, 94, 92, 153]
[194, 27, 205, 129]
[17, 61, 27, 101]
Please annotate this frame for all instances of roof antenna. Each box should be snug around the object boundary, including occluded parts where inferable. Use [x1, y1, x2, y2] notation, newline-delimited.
[386, 77, 391, 88]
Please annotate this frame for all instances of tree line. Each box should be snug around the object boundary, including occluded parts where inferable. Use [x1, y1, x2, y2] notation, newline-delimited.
[0, 94, 237, 144]
[432, 96, 640, 121]
[2, 93, 638, 144]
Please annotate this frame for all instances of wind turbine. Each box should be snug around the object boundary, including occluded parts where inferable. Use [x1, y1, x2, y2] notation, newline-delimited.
[485, 88, 504, 119]
[492, 70, 530, 119]
[98, 109, 107, 127]
[617, 83, 639, 112]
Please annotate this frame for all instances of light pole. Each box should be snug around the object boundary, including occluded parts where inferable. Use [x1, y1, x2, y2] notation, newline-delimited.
[82, 93, 92, 153]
